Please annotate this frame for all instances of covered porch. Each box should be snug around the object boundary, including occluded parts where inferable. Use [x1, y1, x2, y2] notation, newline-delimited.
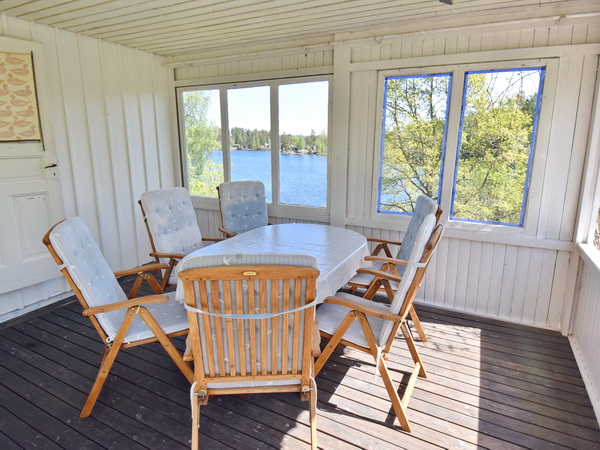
[1, 0, 600, 446]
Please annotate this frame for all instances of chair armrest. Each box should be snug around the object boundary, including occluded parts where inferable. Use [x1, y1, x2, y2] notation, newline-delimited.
[149, 252, 186, 261]
[355, 268, 401, 283]
[114, 263, 170, 278]
[367, 237, 403, 246]
[82, 294, 169, 316]
[365, 255, 408, 265]
[322, 296, 402, 322]
[219, 227, 236, 238]
[202, 236, 225, 242]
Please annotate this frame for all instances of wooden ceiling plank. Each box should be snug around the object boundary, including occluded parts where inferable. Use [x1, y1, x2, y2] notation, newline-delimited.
[111, 0, 517, 48]
[92, 0, 443, 41]
[66, 0, 289, 32]
[27, 0, 150, 23]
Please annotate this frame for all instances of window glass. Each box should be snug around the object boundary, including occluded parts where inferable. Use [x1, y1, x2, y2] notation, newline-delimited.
[279, 81, 329, 207]
[182, 89, 223, 198]
[452, 68, 545, 225]
[228, 86, 272, 201]
[378, 74, 450, 214]
[180, 78, 330, 209]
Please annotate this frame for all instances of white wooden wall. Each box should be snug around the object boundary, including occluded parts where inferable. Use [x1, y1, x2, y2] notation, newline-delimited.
[178, 15, 600, 330]
[570, 246, 600, 421]
[0, 15, 179, 320]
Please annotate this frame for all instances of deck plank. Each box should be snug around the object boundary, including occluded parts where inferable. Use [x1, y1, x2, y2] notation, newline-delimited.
[0, 279, 599, 449]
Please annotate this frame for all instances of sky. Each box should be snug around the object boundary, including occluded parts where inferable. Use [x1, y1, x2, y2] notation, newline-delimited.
[204, 80, 329, 135]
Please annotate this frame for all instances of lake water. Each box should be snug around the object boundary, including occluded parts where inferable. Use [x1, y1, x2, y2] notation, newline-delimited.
[209, 150, 327, 207]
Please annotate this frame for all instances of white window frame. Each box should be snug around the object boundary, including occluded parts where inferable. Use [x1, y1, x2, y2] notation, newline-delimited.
[176, 75, 333, 222]
[371, 59, 558, 235]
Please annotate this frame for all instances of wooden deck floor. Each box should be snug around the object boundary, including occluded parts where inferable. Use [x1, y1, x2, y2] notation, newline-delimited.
[1, 278, 599, 449]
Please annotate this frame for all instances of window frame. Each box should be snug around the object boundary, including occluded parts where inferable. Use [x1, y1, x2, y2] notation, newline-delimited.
[371, 59, 557, 234]
[176, 75, 333, 220]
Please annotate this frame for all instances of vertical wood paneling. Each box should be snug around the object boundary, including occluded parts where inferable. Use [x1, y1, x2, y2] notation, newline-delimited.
[0, 14, 178, 321]
[571, 256, 600, 420]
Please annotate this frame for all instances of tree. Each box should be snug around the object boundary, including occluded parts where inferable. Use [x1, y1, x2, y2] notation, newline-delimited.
[380, 70, 540, 223]
[380, 75, 448, 213]
[183, 91, 222, 196]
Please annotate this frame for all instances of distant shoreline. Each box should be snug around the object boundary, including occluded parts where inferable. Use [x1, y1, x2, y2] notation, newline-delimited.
[230, 148, 327, 156]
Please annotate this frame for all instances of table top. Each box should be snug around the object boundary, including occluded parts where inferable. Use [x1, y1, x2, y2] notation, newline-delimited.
[176, 223, 369, 303]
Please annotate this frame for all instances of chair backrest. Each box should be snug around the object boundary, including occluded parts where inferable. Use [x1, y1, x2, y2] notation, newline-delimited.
[178, 253, 319, 389]
[43, 217, 127, 341]
[139, 187, 203, 259]
[396, 195, 439, 261]
[380, 214, 442, 346]
[217, 181, 269, 235]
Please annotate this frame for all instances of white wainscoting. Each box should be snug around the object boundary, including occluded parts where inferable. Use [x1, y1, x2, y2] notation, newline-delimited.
[0, 14, 179, 321]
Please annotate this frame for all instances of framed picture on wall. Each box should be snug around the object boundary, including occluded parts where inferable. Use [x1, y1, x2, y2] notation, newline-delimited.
[0, 51, 42, 142]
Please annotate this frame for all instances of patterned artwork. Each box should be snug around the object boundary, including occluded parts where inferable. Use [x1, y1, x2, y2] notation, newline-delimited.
[0, 51, 41, 141]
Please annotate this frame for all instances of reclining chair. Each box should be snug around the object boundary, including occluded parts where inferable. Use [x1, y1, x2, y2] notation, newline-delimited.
[178, 252, 319, 449]
[315, 215, 443, 432]
[43, 217, 194, 418]
[139, 187, 222, 289]
[348, 194, 441, 342]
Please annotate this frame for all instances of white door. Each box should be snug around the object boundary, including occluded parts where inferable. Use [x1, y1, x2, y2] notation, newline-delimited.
[0, 36, 64, 294]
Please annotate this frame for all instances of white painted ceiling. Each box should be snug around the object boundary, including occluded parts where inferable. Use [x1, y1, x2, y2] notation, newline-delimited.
[1, 0, 598, 62]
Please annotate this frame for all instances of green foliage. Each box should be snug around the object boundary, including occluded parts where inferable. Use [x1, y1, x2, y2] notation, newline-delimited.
[183, 91, 222, 197]
[381, 70, 541, 224]
[380, 76, 448, 213]
[453, 73, 534, 223]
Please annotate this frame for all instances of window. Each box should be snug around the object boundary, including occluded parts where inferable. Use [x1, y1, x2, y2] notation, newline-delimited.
[179, 78, 330, 208]
[378, 65, 545, 227]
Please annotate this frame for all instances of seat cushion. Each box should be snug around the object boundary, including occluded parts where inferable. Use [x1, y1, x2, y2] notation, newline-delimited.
[397, 195, 437, 261]
[140, 187, 203, 256]
[317, 292, 389, 349]
[49, 217, 128, 340]
[218, 181, 268, 235]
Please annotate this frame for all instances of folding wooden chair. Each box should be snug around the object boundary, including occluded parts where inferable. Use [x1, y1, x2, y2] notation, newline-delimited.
[43, 217, 194, 418]
[348, 195, 442, 342]
[139, 187, 223, 290]
[178, 253, 319, 449]
[315, 215, 443, 432]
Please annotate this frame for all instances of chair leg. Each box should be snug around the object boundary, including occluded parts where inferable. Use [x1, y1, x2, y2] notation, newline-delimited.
[408, 305, 428, 342]
[138, 307, 195, 383]
[191, 388, 200, 450]
[377, 357, 412, 432]
[81, 307, 137, 418]
[400, 322, 427, 378]
[309, 378, 317, 450]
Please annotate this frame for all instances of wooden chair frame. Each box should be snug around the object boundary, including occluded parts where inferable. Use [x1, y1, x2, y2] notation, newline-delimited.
[43, 221, 194, 418]
[315, 224, 443, 432]
[180, 264, 319, 450]
[348, 205, 442, 342]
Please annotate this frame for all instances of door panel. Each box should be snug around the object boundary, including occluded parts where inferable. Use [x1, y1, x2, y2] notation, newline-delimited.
[0, 36, 65, 294]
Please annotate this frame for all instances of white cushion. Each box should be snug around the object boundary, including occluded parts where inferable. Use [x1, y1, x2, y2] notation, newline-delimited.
[218, 181, 268, 235]
[50, 217, 188, 342]
[140, 187, 203, 257]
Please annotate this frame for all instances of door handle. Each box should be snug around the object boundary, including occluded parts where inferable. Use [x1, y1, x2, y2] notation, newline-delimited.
[44, 163, 57, 169]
